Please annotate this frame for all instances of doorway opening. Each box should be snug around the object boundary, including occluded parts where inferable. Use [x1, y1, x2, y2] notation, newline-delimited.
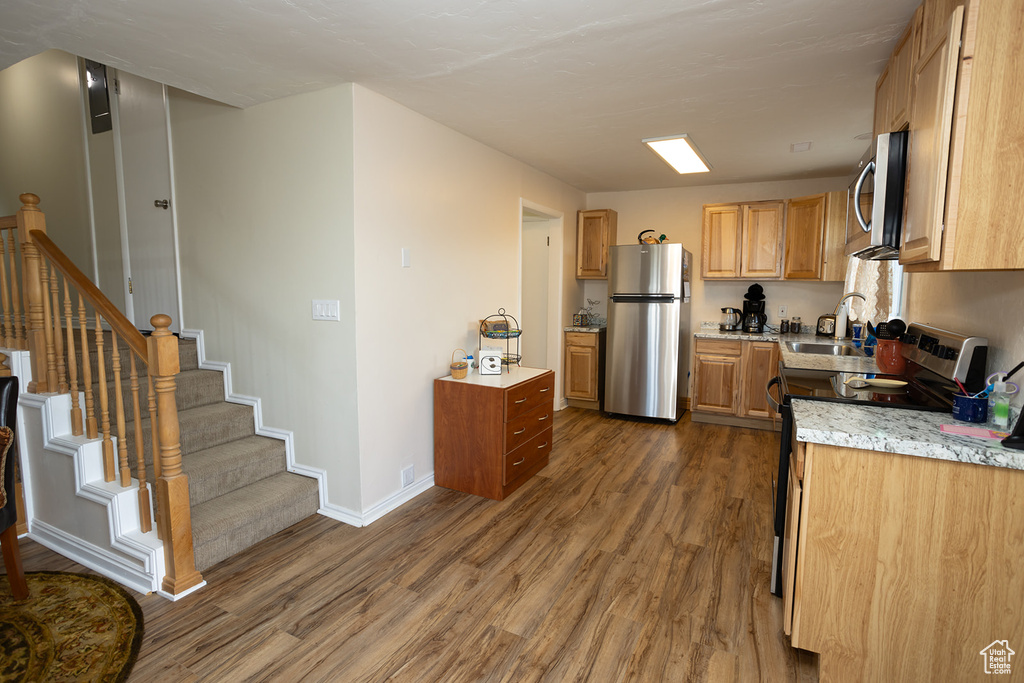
[519, 201, 563, 379]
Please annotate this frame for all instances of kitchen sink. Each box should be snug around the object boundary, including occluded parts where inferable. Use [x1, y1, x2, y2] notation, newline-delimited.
[786, 342, 865, 357]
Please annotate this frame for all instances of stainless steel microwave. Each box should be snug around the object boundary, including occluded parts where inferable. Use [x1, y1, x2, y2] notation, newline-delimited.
[845, 130, 909, 260]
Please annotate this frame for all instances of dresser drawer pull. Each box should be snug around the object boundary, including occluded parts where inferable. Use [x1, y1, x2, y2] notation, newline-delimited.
[537, 442, 548, 449]
[513, 427, 526, 435]
[538, 414, 549, 421]
[513, 457, 526, 466]
[515, 397, 528, 404]
[539, 387, 550, 392]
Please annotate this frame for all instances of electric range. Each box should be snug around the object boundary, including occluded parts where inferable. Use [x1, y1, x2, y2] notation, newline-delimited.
[767, 322, 988, 597]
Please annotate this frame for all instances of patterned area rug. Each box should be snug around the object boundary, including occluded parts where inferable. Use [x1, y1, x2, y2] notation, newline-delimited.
[0, 571, 143, 682]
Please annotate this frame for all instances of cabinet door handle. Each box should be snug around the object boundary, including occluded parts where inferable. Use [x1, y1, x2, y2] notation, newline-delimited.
[513, 457, 525, 466]
[513, 427, 526, 435]
[540, 387, 550, 392]
[537, 442, 548, 449]
[538, 414, 549, 421]
[515, 397, 528, 404]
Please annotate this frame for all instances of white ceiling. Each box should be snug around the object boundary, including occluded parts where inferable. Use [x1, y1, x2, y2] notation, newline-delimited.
[0, 0, 919, 193]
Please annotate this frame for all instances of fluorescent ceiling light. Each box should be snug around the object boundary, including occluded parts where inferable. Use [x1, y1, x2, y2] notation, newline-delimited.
[643, 135, 711, 174]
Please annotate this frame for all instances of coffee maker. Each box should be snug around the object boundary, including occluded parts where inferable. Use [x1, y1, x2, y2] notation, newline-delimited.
[742, 284, 767, 333]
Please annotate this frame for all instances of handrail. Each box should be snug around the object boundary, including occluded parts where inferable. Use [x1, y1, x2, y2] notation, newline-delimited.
[29, 230, 149, 363]
[0, 216, 16, 229]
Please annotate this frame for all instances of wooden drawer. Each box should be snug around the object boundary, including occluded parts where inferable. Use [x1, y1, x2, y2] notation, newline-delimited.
[694, 338, 742, 356]
[505, 371, 555, 420]
[565, 331, 598, 347]
[505, 401, 553, 453]
[503, 427, 552, 486]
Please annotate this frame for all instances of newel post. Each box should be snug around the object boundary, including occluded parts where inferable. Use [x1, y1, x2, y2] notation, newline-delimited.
[16, 193, 49, 393]
[149, 314, 203, 595]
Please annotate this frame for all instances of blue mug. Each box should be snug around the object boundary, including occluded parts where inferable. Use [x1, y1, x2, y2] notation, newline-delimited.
[952, 393, 987, 423]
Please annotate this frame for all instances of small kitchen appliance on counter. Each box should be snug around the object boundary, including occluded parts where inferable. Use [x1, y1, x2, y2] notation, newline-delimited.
[720, 307, 742, 332]
[765, 322, 988, 597]
[741, 284, 767, 333]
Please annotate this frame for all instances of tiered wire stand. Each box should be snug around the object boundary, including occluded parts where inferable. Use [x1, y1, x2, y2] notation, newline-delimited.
[479, 308, 521, 373]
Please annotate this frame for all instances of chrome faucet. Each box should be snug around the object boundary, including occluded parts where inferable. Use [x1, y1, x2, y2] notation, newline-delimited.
[834, 291, 866, 314]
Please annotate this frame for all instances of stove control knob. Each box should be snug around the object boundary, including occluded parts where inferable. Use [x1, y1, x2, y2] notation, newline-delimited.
[945, 347, 959, 361]
[933, 344, 947, 357]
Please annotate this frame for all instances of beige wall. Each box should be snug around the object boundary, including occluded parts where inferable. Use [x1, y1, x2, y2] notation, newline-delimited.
[350, 85, 585, 510]
[0, 50, 94, 274]
[587, 178, 849, 394]
[906, 270, 1024, 413]
[169, 85, 364, 510]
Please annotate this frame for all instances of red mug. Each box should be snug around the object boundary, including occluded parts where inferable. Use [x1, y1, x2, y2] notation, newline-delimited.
[875, 339, 906, 374]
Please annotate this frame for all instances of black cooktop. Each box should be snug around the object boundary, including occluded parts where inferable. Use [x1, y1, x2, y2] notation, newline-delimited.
[780, 364, 955, 412]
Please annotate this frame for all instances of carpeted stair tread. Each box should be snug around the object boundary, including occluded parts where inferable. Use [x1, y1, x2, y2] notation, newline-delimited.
[72, 337, 199, 381]
[125, 401, 256, 460]
[182, 435, 288, 507]
[91, 367, 224, 421]
[190, 472, 320, 571]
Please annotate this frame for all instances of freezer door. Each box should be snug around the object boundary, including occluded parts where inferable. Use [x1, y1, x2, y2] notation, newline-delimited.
[605, 299, 681, 420]
[608, 243, 683, 297]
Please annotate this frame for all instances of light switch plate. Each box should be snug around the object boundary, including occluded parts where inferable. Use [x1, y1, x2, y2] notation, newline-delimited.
[312, 300, 341, 321]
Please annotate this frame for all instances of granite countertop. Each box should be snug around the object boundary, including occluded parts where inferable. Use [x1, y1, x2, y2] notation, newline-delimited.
[695, 321, 1023, 470]
[696, 322, 883, 374]
[791, 401, 1023, 471]
[564, 325, 606, 333]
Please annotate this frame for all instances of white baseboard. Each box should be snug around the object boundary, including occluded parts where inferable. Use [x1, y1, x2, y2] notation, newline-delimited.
[179, 329, 436, 529]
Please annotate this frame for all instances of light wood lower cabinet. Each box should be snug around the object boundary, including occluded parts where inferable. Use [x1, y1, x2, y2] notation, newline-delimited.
[787, 441, 1024, 681]
[691, 338, 778, 429]
[564, 329, 605, 409]
[434, 368, 554, 501]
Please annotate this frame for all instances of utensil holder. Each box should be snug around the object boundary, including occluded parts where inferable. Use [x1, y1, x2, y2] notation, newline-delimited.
[952, 393, 987, 423]
[875, 339, 905, 374]
[450, 348, 469, 379]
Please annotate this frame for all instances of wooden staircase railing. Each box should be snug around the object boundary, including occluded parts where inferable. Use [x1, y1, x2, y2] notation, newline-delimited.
[0, 193, 202, 596]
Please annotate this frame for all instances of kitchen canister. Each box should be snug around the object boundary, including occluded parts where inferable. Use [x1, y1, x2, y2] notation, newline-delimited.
[875, 339, 906, 374]
[450, 349, 469, 379]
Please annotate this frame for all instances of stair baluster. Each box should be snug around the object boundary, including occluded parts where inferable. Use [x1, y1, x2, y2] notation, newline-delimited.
[49, 264, 68, 394]
[7, 230, 23, 350]
[111, 333, 130, 488]
[147, 373, 163, 541]
[129, 354, 152, 533]
[94, 313, 115, 482]
[0, 235, 13, 348]
[63, 281, 83, 436]
[40, 263, 58, 392]
[79, 295, 98, 439]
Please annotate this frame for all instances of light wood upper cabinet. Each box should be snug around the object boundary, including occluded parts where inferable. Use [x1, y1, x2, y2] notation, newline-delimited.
[740, 202, 784, 278]
[701, 205, 742, 278]
[784, 194, 826, 280]
[576, 209, 617, 279]
[918, 0, 963, 62]
[887, 12, 920, 131]
[901, 6, 963, 265]
[873, 66, 892, 140]
[902, 0, 1024, 271]
[820, 191, 849, 281]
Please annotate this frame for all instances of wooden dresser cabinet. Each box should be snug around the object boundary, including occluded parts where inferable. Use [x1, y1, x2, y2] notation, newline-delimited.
[564, 329, 606, 410]
[434, 367, 554, 500]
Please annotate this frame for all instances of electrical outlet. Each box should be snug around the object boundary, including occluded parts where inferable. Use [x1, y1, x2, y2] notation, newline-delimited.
[401, 465, 414, 487]
[312, 299, 341, 321]
[778, 305, 788, 318]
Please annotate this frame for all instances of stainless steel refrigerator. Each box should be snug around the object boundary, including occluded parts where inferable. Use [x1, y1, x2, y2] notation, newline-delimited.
[604, 243, 691, 421]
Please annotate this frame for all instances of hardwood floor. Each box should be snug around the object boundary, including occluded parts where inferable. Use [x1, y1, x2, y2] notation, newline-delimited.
[14, 408, 818, 682]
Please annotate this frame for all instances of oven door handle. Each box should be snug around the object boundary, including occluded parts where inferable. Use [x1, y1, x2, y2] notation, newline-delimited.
[766, 376, 782, 414]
